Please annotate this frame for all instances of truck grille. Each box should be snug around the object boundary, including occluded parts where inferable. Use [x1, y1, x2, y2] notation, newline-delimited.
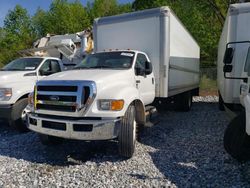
[35, 81, 96, 117]
[37, 86, 77, 92]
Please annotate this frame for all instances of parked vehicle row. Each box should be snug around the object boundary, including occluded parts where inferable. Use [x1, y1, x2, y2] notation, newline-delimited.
[3, 3, 249, 161]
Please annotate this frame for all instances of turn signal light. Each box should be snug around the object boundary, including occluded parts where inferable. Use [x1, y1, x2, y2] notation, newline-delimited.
[111, 100, 124, 111]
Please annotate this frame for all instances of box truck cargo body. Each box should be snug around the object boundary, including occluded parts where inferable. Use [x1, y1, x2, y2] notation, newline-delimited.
[27, 7, 200, 158]
[94, 7, 200, 98]
[218, 3, 250, 106]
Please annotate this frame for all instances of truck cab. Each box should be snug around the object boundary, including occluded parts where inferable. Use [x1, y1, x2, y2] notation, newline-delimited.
[0, 57, 63, 131]
[27, 50, 154, 157]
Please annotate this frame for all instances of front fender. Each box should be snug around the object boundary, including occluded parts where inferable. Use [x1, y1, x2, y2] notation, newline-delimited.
[0, 81, 36, 105]
[86, 86, 143, 118]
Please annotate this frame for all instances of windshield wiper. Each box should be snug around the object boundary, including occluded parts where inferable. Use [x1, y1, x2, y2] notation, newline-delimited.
[73, 67, 92, 70]
[88, 65, 113, 69]
[74, 66, 113, 69]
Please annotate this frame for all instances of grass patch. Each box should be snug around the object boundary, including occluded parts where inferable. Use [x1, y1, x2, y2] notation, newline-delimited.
[199, 75, 218, 96]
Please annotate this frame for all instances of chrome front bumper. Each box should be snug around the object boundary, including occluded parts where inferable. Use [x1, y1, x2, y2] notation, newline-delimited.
[27, 113, 120, 140]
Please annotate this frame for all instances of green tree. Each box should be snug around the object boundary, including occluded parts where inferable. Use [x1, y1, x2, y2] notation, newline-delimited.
[87, 0, 132, 22]
[33, 0, 90, 36]
[32, 8, 50, 37]
[0, 5, 35, 64]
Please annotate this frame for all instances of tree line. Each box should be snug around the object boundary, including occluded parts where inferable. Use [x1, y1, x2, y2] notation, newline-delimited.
[0, 0, 248, 66]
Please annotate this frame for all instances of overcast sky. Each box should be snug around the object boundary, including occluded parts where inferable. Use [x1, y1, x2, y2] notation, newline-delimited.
[0, 0, 133, 26]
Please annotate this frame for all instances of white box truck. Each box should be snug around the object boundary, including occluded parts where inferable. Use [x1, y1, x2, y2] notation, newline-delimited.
[27, 7, 200, 158]
[217, 3, 250, 161]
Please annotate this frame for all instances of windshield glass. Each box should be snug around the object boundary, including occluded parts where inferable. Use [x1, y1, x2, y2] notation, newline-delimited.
[1, 58, 43, 71]
[74, 51, 135, 70]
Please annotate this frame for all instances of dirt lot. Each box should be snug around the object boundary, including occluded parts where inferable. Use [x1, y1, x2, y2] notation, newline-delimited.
[0, 97, 250, 187]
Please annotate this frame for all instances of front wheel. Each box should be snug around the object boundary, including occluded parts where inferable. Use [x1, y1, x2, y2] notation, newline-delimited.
[9, 98, 29, 132]
[224, 113, 250, 161]
[118, 105, 137, 158]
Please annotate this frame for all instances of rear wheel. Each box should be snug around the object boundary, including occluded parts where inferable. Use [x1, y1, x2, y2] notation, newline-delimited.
[9, 98, 29, 132]
[118, 105, 137, 158]
[39, 134, 64, 145]
[224, 113, 250, 161]
[176, 91, 192, 111]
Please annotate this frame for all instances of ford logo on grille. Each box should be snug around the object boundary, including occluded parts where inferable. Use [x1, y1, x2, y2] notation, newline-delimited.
[50, 95, 60, 101]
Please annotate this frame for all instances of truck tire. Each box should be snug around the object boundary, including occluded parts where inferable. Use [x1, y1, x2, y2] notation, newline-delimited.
[176, 92, 192, 111]
[224, 113, 250, 161]
[39, 134, 63, 145]
[9, 98, 29, 132]
[118, 105, 137, 158]
[219, 93, 225, 111]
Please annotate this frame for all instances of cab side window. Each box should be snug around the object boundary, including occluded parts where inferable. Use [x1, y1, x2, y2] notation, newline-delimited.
[39, 60, 61, 76]
[135, 53, 152, 76]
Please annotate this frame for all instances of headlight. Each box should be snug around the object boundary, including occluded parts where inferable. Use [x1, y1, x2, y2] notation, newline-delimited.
[28, 86, 37, 110]
[99, 100, 124, 111]
[0, 88, 12, 101]
[28, 92, 34, 106]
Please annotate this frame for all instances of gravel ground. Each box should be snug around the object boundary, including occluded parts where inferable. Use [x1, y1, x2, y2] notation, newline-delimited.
[0, 96, 250, 187]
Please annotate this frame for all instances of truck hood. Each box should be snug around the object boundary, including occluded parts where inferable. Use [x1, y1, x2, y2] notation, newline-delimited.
[0, 71, 31, 83]
[41, 69, 133, 84]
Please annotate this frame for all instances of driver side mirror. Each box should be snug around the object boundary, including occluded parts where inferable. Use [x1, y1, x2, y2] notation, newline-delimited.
[145, 61, 152, 75]
[223, 47, 234, 64]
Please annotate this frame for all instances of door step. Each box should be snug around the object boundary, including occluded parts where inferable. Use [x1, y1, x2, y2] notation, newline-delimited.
[145, 106, 160, 127]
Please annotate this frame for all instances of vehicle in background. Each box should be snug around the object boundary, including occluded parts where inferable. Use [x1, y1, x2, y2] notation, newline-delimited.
[0, 57, 64, 131]
[217, 2, 250, 161]
[20, 28, 94, 69]
[27, 7, 200, 158]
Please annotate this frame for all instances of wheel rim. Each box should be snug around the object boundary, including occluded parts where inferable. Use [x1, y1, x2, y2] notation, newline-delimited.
[132, 120, 136, 145]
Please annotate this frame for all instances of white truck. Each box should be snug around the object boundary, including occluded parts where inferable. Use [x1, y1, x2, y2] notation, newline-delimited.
[218, 3, 250, 161]
[0, 57, 64, 131]
[27, 7, 200, 157]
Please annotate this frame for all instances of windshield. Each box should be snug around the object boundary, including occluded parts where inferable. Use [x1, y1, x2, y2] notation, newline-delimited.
[74, 51, 135, 70]
[1, 58, 43, 71]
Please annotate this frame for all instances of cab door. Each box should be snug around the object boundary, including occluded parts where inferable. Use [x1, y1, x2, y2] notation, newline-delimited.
[134, 53, 155, 105]
[241, 47, 250, 135]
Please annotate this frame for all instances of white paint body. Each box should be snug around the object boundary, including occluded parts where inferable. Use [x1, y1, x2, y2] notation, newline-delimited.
[27, 7, 200, 141]
[94, 6, 200, 98]
[218, 3, 250, 104]
[0, 57, 63, 105]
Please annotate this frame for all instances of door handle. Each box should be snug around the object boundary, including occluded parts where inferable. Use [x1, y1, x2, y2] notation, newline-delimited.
[136, 80, 141, 84]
